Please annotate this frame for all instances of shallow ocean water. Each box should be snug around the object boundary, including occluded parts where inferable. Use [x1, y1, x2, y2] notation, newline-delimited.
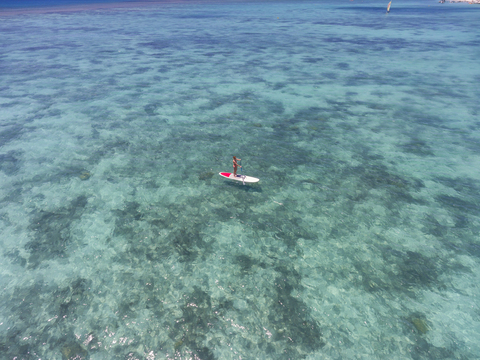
[1, 0, 480, 359]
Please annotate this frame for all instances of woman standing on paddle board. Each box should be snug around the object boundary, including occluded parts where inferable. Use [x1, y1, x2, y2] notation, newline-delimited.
[233, 156, 241, 177]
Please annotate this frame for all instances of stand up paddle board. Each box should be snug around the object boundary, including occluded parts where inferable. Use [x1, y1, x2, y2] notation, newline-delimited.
[219, 172, 259, 183]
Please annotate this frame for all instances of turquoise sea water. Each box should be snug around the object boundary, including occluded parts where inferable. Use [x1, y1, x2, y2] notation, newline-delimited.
[1, 0, 480, 359]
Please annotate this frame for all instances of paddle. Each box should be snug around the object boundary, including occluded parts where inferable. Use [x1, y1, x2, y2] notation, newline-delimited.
[239, 159, 245, 185]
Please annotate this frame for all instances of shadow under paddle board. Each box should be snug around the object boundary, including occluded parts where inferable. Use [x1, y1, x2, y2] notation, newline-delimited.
[219, 172, 259, 183]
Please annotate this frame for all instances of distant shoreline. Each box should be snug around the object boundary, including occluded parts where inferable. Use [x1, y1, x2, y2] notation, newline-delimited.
[444, 0, 480, 3]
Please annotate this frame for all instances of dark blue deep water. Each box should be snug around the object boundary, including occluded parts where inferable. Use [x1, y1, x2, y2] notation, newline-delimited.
[1, 0, 129, 9]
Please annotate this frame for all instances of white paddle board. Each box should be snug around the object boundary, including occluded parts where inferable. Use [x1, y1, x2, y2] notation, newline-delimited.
[219, 172, 259, 183]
